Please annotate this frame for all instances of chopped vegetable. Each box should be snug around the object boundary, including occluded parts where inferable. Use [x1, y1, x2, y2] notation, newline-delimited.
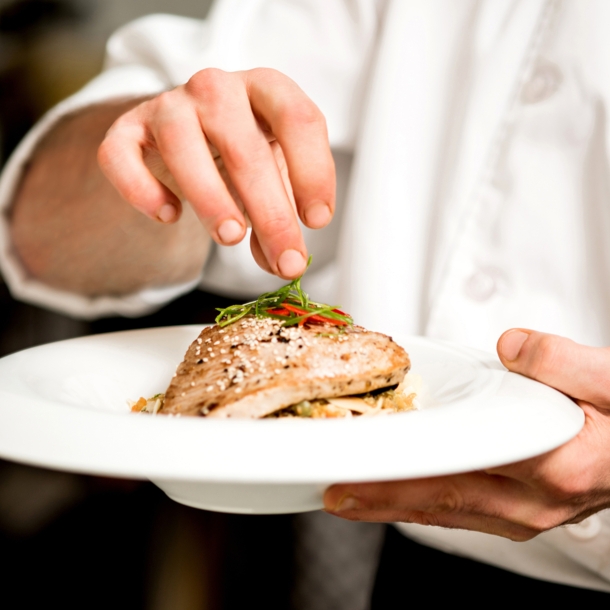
[129, 395, 164, 414]
[131, 397, 147, 412]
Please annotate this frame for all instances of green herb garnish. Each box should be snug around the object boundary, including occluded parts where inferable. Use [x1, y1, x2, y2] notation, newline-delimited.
[215, 257, 353, 328]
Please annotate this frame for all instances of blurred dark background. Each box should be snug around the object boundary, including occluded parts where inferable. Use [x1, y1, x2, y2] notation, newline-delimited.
[0, 2, 298, 609]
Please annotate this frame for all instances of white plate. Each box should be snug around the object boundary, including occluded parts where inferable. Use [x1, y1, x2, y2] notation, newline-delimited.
[0, 326, 583, 514]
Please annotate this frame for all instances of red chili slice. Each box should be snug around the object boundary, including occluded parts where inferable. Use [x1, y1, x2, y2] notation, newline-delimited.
[318, 316, 347, 326]
[282, 303, 347, 326]
[282, 303, 307, 315]
[266, 308, 290, 316]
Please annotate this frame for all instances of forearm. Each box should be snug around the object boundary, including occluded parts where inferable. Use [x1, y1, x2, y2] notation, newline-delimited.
[10, 100, 210, 297]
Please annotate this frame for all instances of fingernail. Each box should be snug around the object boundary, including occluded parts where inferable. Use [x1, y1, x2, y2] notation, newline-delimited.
[157, 203, 177, 223]
[218, 219, 244, 244]
[304, 201, 331, 228]
[500, 330, 530, 361]
[277, 249, 306, 278]
[334, 494, 360, 512]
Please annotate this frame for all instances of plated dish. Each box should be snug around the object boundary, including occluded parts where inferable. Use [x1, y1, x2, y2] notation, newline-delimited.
[0, 326, 584, 513]
[146, 264, 415, 420]
[154, 316, 414, 419]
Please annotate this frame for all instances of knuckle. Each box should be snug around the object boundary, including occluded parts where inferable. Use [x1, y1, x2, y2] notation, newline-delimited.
[406, 511, 443, 527]
[186, 67, 229, 99]
[275, 99, 325, 130]
[252, 67, 281, 78]
[248, 67, 287, 86]
[151, 90, 177, 114]
[429, 484, 465, 515]
[97, 131, 127, 172]
[99, 115, 132, 151]
[258, 213, 294, 239]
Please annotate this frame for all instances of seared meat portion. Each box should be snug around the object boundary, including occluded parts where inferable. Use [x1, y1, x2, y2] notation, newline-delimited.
[161, 316, 410, 419]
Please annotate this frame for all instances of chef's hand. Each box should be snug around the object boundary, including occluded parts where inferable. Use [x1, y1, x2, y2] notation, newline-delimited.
[97, 68, 335, 279]
[324, 330, 610, 540]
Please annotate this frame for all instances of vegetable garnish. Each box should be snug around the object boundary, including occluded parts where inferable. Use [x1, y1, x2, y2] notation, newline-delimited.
[215, 257, 353, 329]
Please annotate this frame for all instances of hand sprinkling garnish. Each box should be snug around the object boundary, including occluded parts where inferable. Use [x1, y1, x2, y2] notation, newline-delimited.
[215, 257, 353, 328]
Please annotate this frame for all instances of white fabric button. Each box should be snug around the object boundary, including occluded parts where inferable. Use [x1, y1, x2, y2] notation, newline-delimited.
[521, 61, 562, 104]
[463, 270, 497, 302]
[564, 515, 602, 541]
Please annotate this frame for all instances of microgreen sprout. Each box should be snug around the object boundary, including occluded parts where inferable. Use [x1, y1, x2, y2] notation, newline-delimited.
[215, 257, 353, 328]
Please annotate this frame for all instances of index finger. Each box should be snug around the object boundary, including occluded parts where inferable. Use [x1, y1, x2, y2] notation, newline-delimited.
[323, 474, 550, 539]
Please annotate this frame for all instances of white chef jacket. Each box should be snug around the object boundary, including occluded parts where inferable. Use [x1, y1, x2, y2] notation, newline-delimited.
[1, 0, 610, 592]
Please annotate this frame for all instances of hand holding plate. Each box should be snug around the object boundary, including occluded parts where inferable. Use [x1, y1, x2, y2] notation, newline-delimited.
[324, 330, 610, 541]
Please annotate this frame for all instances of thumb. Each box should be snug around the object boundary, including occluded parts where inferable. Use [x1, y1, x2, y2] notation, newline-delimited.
[497, 329, 610, 409]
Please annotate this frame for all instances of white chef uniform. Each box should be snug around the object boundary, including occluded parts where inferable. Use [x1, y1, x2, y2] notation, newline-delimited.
[1, 0, 610, 592]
